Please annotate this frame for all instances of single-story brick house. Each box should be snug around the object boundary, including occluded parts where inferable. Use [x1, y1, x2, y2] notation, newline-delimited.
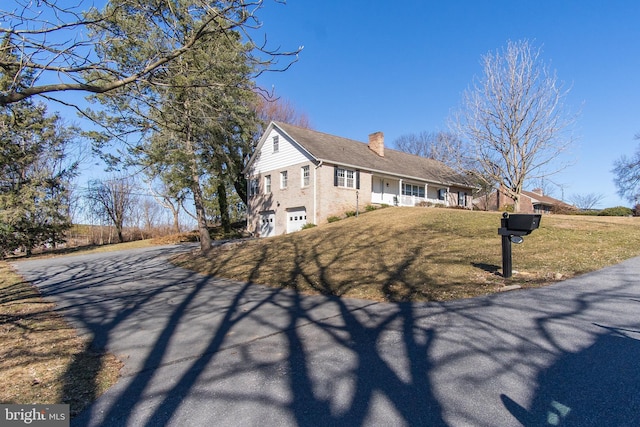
[474, 187, 577, 214]
[244, 121, 477, 237]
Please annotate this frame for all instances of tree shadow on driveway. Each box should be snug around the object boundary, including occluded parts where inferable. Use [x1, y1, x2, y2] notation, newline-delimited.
[501, 327, 640, 426]
[11, 245, 640, 426]
[14, 244, 447, 426]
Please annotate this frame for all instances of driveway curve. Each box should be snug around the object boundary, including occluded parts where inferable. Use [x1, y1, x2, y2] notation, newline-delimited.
[11, 244, 640, 426]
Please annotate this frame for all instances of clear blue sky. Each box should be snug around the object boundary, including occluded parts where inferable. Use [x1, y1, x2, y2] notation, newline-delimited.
[254, 0, 640, 208]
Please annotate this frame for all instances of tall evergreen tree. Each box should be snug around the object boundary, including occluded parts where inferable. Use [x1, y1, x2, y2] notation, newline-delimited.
[0, 38, 78, 257]
[0, 99, 77, 257]
[90, 18, 259, 249]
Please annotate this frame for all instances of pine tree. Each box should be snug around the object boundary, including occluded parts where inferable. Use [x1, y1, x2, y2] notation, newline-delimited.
[0, 40, 78, 257]
[0, 101, 78, 256]
[90, 22, 259, 249]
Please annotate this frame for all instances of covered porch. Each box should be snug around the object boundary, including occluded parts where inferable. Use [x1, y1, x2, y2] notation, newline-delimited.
[370, 175, 449, 207]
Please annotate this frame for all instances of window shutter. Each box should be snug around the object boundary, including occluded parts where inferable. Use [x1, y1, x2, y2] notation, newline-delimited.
[356, 170, 360, 189]
[334, 167, 338, 187]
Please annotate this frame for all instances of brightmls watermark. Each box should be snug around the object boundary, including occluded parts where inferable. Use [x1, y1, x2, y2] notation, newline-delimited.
[0, 405, 69, 427]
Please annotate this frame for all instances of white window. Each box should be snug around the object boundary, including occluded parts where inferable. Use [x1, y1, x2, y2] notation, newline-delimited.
[280, 170, 288, 189]
[273, 135, 279, 153]
[335, 168, 357, 188]
[265, 175, 271, 193]
[301, 165, 310, 187]
[402, 183, 425, 198]
[346, 170, 355, 188]
[249, 179, 259, 197]
[337, 168, 346, 187]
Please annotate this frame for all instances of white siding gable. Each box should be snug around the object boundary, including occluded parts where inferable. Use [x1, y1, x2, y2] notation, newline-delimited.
[251, 127, 314, 175]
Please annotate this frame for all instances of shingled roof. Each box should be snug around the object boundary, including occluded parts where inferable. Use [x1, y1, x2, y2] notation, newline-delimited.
[273, 122, 474, 188]
[522, 190, 575, 210]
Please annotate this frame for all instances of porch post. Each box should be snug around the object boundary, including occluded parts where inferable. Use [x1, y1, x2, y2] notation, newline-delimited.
[399, 179, 403, 206]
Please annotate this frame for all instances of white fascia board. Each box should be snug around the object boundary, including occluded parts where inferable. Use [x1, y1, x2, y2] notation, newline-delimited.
[242, 121, 276, 176]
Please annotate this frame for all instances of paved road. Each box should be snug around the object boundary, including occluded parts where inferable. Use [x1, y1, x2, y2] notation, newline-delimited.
[11, 244, 640, 426]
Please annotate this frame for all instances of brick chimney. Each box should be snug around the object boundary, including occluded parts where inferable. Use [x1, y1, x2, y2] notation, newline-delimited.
[532, 188, 544, 195]
[368, 131, 384, 157]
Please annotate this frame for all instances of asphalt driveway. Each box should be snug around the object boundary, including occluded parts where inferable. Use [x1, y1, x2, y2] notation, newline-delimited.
[11, 244, 640, 426]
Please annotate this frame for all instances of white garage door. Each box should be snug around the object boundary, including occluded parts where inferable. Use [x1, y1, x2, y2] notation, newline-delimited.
[286, 207, 307, 233]
[260, 211, 275, 237]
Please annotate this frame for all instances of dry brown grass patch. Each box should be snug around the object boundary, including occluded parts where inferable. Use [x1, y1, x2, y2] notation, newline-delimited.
[175, 208, 640, 302]
[0, 262, 122, 417]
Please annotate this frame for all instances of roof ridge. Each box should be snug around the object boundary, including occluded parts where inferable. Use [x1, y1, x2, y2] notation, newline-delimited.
[274, 121, 450, 167]
[274, 121, 364, 145]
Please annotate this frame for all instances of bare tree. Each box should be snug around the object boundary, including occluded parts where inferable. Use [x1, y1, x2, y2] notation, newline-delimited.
[452, 40, 576, 212]
[86, 175, 138, 243]
[613, 136, 640, 205]
[256, 95, 312, 129]
[139, 198, 162, 237]
[394, 131, 465, 169]
[0, 0, 301, 107]
[146, 180, 185, 234]
[569, 193, 605, 210]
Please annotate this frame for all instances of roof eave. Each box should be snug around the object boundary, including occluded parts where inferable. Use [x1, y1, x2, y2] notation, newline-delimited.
[317, 158, 476, 189]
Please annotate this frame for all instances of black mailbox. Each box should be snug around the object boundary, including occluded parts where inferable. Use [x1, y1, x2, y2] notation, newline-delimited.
[503, 214, 541, 235]
[498, 213, 542, 278]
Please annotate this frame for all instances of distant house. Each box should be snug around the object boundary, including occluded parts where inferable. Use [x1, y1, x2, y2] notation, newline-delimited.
[474, 187, 576, 214]
[244, 121, 476, 237]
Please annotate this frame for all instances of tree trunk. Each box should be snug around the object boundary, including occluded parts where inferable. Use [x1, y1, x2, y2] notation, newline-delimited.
[117, 228, 124, 243]
[218, 180, 231, 234]
[183, 119, 211, 251]
[172, 209, 181, 233]
[191, 179, 211, 251]
[233, 176, 247, 206]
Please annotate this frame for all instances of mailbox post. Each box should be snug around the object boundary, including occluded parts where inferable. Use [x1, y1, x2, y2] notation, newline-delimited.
[498, 212, 541, 278]
[500, 213, 513, 278]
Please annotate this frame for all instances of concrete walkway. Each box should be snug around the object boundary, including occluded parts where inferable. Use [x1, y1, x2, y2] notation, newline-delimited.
[12, 244, 640, 426]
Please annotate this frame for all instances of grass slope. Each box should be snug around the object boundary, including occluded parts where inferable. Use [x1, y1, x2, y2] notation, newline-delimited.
[0, 262, 122, 416]
[176, 208, 640, 302]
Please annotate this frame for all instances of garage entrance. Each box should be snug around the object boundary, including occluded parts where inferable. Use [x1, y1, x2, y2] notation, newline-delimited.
[286, 207, 307, 233]
[260, 211, 275, 237]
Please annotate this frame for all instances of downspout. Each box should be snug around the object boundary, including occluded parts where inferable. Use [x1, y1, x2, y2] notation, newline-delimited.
[314, 160, 323, 225]
[245, 172, 250, 232]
